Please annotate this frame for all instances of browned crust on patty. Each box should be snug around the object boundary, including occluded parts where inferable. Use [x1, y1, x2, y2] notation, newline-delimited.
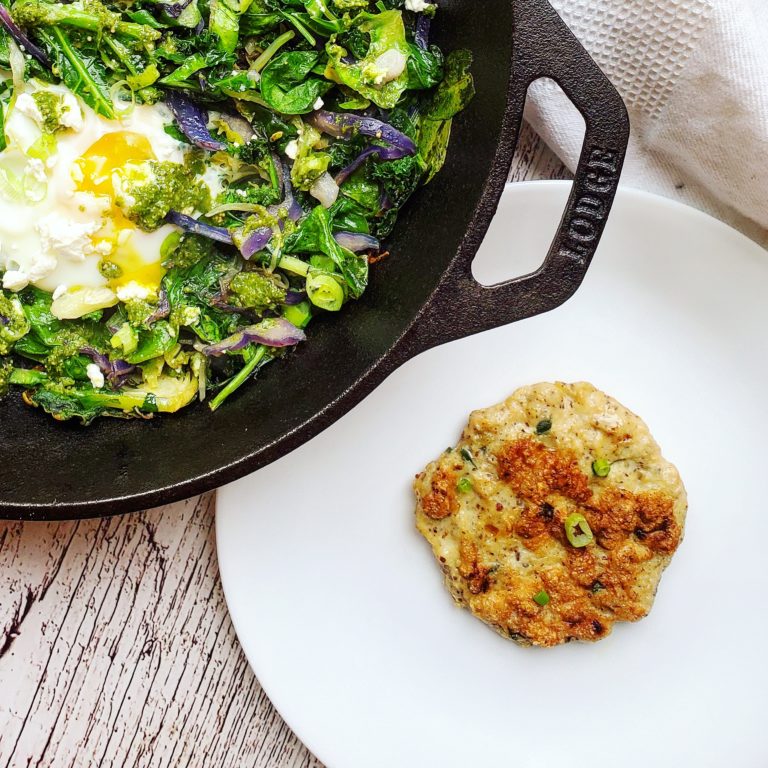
[413, 382, 687, 648]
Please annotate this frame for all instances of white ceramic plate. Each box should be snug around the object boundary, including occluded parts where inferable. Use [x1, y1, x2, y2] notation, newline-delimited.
[217, 182, 768, 768]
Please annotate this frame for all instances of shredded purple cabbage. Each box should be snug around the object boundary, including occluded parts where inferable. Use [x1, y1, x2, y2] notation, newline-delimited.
[0, 3, 49, 67]
[333, 231, 380, 253]
[0, 314, 9, 326]
[158, 0, 193, 18]
[166, 211, 234, 244]
[201, 318, 306, 357]
[164, 91, 227, 152]
[414, 15, 431, 50]
[80, 347, 136, 389]
[240, 227, 272, 260]
[335, 144, 410, 186]
[284, 290, 307, 306]
[267, 161, 302, 222]
[310, 110, 417, 156]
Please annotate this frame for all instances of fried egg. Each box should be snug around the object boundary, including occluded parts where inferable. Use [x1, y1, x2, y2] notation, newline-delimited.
[0, 81, 213, 317]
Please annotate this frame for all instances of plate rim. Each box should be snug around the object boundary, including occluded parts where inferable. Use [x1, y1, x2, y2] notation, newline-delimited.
[216, 180, 767, 768]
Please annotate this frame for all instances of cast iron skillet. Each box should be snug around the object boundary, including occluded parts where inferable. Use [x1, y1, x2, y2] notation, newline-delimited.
[0, 0, 629, 520]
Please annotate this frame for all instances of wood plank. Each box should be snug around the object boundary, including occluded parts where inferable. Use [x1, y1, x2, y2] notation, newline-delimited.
[0, 126, 566, 768]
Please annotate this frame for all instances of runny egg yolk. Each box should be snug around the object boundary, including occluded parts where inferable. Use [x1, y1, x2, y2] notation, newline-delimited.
[73, 131, 166, 294]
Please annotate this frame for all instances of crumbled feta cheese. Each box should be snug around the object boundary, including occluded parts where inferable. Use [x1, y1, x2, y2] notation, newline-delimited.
[52, 284, 68, 300]
[27, 158, 47, 183]
[285, 140, 299, 160]
[405, 0, 434, 11]
[116, 281, 151, 302]
[37, 212, 100, 264]
[86, 363, 105, 389]
[313, 97, 324, 111]
[59, 91, 83, 131]
[14, 92, 44, 127]
[25, 251, 57, 283]
[2, 270, 29, 291]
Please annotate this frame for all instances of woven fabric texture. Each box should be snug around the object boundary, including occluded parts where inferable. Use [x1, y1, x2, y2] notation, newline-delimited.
[525, 0, 768, 245]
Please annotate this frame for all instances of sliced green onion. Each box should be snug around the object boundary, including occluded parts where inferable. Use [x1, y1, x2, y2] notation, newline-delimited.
[276, 255, 310, 277]
[282, 300, 312, 329]
[27, 134, 57, 162]
[460, 447, 476, 466]
[110, 322, 138, 355]
[456, 477, 473, 493]
[160, 231, 182, 263]
[306, 272, 344, 311]
[564, 512, 594, 548]
[533, 590, 550, 606]
[536, 418, 552, 434]
[109, 79, 135, 117]
[592, 458, 611, 477]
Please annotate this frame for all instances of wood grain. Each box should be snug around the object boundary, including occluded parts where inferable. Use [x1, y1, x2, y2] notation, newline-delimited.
[0, 126, 568, 768]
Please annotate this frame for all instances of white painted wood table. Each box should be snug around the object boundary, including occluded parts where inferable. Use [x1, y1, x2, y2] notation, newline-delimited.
[0, 125, 569, 768]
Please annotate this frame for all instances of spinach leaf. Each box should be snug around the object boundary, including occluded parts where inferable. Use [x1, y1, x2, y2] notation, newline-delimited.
[406, 43, 443, 90]
[209, 0, 250, 52]
[422, 48, 474, 121]
[329, 196, 370, 233]
[38, 28, 115, 118]
[325, 10, 410, 109]
[340, 168, 380, 213]
[163, 249, 247, 343]
[260, 50, 332, 114]
[285, 205, 368, 297]
[125, 322, 178, 364]
[418, 49, 474, 182]
[240, 4, 282, 35]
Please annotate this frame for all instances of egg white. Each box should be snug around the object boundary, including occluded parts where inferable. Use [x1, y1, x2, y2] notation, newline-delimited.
[0, 81, 212, 309]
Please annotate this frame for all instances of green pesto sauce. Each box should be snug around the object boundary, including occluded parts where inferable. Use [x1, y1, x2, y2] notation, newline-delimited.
[229, 271, 286, 311]
[291, 153, 330, 191]
[0, 292, 31, 354]
[99, 259, 123, 280]
[44, 332, 85, 379]
[124, 298, 156, 326]
[117, 160, 211, 231]
[32, 91, 71, 133]
[163, 234, 214, 269]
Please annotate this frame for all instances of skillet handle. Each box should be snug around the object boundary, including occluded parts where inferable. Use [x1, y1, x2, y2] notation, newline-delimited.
[399, 0, 629, 356]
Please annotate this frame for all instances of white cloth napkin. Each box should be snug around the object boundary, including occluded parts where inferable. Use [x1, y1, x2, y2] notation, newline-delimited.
[524, 0, 768, 246]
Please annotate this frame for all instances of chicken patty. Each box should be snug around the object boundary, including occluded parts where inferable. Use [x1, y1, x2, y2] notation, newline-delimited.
[413, 382, 687, 647]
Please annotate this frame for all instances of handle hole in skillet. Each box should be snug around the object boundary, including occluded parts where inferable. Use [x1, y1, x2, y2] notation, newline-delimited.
[471, 78, 584, 287]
